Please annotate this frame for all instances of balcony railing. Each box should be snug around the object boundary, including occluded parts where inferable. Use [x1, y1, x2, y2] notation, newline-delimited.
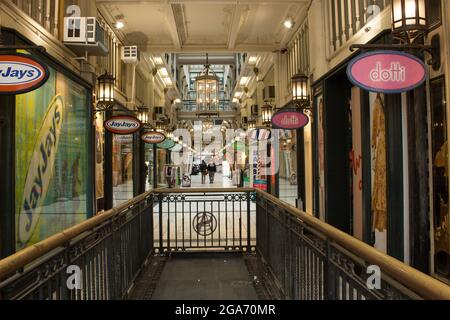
[1, 188, 449, 300]
[9, 0, 60, 38]
[179, 100, 235, 113]
[325, 0, 391, 57]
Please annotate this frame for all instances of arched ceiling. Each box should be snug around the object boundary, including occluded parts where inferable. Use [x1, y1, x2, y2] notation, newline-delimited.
[97, 0, 309, 53]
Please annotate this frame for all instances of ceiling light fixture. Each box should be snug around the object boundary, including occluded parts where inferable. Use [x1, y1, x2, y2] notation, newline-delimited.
[195, 53, 220, 116]
[284, 19, 294, 29]
[115, 21, 125, 30]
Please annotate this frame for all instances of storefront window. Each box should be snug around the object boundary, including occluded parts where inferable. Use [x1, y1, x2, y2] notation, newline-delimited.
[145, 145, 154, 191]
[430, 77, 449, 280]
[370, 93, 388, 253]
[157, 149, 168, 187]
[112, 134, 134, 206]
[95, 113, 105, 200]
[316, 93, 326, 220]
[15, 68, 92, 250]
[279, 130, 297, 207]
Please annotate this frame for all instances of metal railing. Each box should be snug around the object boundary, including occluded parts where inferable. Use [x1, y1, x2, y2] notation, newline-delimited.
[256, 190, 450, 300]
[153, 188, 256, 253]
[0, 192, 153, 300]
[0, 188, 449, 300]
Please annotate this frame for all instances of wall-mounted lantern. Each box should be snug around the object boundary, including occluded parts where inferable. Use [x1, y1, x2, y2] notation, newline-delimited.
[136, 105, 149, 126]
[261, 103, 273, 128]
[292, 73, 310, 110]
[392, 0, 427, 43]
[95, 71, 115, 113]
[350, 0, 440, 69]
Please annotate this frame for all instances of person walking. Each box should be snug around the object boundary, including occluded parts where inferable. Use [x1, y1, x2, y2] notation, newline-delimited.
[200, 160, 208, 184]
[207, 161, 217, 184]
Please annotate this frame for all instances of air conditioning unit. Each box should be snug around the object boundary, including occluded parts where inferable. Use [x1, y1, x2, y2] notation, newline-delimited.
[154, 107, 164, 115]
[121, 46, 140, 64]
[263, 86, 276, 101]
[63, 17, 108, 56]
[251, 105, 258, 116]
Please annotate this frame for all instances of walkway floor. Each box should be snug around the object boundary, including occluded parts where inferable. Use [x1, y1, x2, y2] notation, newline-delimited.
[129, 253, 272, 300]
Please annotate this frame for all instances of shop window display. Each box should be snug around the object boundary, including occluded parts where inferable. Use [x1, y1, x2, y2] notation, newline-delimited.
[370, 93, 388, 253]
[95, 113, 105, 200]
[15, 68, 92, 250]
[112, 134, 134, 206]
[145, 145, 154, 191]
[279, 130, 297, 207]
[430, 77, 449, 280]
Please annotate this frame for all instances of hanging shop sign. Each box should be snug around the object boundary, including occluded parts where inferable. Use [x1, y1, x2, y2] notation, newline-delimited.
[0, 53, 50, 95]
[271, 108, 309, 130]
[104, 115, 141, 135]
[114, 134, 133, 144]
[347, 50, 427, 94]
[157, 139, 176, 150]
[141, 131, 166, 144]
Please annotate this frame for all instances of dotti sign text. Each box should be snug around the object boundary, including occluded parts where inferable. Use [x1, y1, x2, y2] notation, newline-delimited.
[347, 51, 427, 94]
[272, 109, 309, 130]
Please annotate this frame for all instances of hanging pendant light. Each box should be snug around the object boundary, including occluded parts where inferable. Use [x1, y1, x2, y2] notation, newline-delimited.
[195, 53, 220, 115]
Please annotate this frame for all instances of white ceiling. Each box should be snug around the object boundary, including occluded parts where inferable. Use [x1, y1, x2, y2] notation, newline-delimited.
[97, 0, 309, 53]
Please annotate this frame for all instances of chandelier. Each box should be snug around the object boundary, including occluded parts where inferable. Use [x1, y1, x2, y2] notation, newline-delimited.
[202, 118, 214, 131]
[195, 53, 219, 116]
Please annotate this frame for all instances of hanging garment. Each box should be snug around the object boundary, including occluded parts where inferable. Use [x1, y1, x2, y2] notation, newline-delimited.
[435, 141, 448, 176]
[372, 94, 387, 232]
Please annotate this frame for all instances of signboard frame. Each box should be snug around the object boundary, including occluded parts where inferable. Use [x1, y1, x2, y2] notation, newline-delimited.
[141, 131, 166, 144]
[0, 53, 50, 95]
[271, 107, 310, 130]
[104, 115, 142, 135]
[347, 50, 428, 94]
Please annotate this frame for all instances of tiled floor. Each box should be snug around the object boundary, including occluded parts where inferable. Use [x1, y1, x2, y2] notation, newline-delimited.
[279, 178, 298, 207]
[151, 254, 259, 300]
[189, 172, 235, 188]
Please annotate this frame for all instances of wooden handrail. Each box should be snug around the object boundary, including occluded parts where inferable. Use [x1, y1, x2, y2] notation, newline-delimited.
[255, 189, 450, 300]
[1, 187, 449, 300]
[0, 191, 152, 280]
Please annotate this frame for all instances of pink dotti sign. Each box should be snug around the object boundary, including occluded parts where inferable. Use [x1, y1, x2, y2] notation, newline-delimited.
[271, 109, 309, 130]
[347, 51, 427, 94]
